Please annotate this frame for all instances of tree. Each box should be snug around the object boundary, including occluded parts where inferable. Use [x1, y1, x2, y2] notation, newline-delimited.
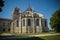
[0, 0, 4, 12]
[50, 9, 60, 32]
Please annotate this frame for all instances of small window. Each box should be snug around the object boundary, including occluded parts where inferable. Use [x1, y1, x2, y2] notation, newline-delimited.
[28, 12, 29, 14]
[10, 22, 11, 25]
[8, 22, 11, 27]
[8, 23, 10, 27]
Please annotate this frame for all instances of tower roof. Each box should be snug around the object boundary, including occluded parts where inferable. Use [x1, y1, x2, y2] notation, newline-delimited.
[25, 3, 33, 11]
[26, 7, 33, 11]
[13, 7, 20, 15]
[14, 7, 19, 11]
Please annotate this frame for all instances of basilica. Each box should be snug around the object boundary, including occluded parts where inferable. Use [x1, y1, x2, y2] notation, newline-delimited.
[10, 7, 48, 33]
[0, 7, 48, 33]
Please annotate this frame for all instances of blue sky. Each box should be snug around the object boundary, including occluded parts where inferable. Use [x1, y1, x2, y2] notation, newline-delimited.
[0, 0, 60, 30]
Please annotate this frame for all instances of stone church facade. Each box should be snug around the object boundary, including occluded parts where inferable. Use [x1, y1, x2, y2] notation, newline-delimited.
[10, 7, 48, 33]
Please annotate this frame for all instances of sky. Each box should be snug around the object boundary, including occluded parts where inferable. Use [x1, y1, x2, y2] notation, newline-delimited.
[0, 0, 60, 30]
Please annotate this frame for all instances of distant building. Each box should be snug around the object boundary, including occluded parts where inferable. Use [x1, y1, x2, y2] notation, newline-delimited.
[0, 18, 11, 32]
[0, 7, 48, 33]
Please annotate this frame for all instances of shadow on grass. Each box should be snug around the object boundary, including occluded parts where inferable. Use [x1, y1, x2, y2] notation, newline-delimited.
[17, 37, 44, 40]
[0, 36, 44, 40]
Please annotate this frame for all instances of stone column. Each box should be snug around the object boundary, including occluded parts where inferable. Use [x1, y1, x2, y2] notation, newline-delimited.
[21, 18, 27, 33]
[10, 22, 12, 33]
[39, 18, 42, 33]
[25, 18, 27, 33]
[19, 18, 21, 33]
[32, 18, 35, 33]
[10, 22, 14, 33]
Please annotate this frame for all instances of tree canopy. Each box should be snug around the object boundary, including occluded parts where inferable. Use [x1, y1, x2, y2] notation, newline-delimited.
[0, 0, 4, 12]
[50, 9, 60, 32]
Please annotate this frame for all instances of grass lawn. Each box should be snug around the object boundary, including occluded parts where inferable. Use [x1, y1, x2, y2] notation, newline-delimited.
[0, 35, 60, 40]
[13, 32, 60, 36]
[0, 32, 60, 40]
[10, 32, 60, 40]
[18, 35, 60, 40]
[40, 35, 60, 40]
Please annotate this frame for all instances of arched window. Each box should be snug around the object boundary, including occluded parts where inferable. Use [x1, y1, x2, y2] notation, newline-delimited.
[27, 19, 31, 26]
[36, 19, 39, 26]
[16, 19, 19, 27]
[23, 19, 25, 26]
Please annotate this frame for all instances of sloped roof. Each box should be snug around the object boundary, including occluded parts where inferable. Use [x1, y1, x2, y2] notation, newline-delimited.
[0, 18, 12, 21]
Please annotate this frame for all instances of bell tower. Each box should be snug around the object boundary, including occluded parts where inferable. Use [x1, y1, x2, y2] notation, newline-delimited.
[12, 7, 20, 20]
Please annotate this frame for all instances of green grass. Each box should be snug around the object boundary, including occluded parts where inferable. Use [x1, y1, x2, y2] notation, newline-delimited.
[0, 32, 60, 40]
[40, 35, 60, 40]
[13, 32, 60, 36]
[0, 35, 60, 40]
[19, 35, 60, 40]
[15, 35, 60, 40]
